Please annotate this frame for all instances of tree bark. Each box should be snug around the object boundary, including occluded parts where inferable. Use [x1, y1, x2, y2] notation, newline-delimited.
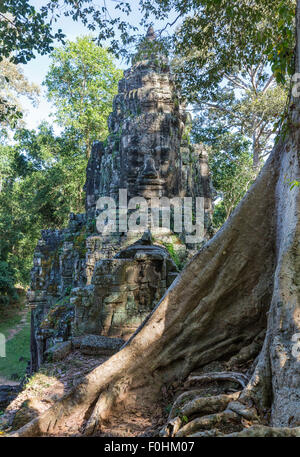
[11, 3, 300, 438]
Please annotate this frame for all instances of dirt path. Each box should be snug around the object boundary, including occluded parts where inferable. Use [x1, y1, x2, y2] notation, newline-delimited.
[0, 376, 19, 386]
[0, 304, 29, 386]
[6, 307, 29, 342]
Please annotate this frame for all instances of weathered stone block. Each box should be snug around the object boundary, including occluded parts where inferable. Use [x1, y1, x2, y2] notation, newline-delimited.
[79, 335, 125, 355]
[44, 340, 72, 362]
[0, 385, 21, 410]
[103, 292, 124, 304]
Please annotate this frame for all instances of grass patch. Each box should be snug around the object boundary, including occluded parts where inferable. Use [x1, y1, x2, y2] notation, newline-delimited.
[163, 243, 183, 270]
[25, 371, 54, 392]
[0, 291, 26, 338]
[0, 311, 31, 381]
[0, 310, 23, 339]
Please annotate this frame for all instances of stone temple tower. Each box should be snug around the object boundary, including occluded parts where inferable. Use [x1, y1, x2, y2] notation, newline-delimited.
[85, 26, 211, 218]
[28, 27, 212, 371]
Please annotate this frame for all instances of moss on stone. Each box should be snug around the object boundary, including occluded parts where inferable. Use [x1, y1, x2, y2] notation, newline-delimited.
[73, 228, 87, 258]
[86, 218, 96, 235]
[40, 296, 73, 332]
[163, 242, 182, 270]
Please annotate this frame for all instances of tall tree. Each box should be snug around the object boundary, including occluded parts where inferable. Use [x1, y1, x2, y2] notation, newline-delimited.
[140, 0, 296, 87]
[0, 36, 121, 300]
[0, 0, 64, 123]
[190, 70, 288, 169]
[0, 0, 64, 64]
[44, 36, 123, 158]
[0, 0, 133, 123]
[192, 123, 255, 227]
[157, 0, 292, 169]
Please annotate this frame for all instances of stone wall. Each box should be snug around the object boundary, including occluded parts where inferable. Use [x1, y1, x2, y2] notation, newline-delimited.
[72, 235, 178, 339]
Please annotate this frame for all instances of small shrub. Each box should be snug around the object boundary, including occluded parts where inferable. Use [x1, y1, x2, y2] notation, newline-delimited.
[0, 261, 18, 307]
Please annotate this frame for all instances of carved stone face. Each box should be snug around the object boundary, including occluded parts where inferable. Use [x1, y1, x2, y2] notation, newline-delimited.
[137, 153, 165, 199]
[141, 154, 158, 179]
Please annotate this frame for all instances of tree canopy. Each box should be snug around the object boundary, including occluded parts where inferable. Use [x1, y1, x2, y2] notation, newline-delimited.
[192, 123, 255, 228]
[0, 0, 295, 126]
[0, 57, 40, 129]
[44, 36, 123, 157]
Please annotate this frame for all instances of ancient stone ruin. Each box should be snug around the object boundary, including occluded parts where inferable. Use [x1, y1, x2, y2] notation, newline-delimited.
[28, 27, 212, 371]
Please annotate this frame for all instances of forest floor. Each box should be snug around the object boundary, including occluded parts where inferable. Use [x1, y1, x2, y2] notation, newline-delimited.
[0, 349, 169, 436]
[0, 352, 251, 436]
[0, 351, 108, 433]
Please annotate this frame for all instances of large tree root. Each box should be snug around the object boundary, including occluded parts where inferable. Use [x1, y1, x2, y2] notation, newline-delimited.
[184, 372, 249, 389]
[160, 369, 261, 437]
[169, 392, 241, 421]
[175, 410, 241, 437]
[226, 330, 266, 370]
[182, 425, 300, 438]
[160, 392, 241, 436]
[227, 425, 300, 437]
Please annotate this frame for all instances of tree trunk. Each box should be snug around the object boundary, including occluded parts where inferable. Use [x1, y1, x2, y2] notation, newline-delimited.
[11, 6, 300, 438]
[252, 127, 260, 170]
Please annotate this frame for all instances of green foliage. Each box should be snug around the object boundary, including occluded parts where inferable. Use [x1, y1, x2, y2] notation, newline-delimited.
[211, 202, 227, 231]
[0, 97, 22, 129]
[1, 1, 295, 85]
[289, 180, 300, 190]
[268, 0, 296, 84]
[189, 24, 285, 225]
[163, 242, 182, 270]
[0, 124, 87, 290]
[0, 124, 87, 286]
[0, 0, 64, 122]
[192, 79, 288, 168]
[0, 310, 30, 380]
[168, 2, 290, 169]
[141, 0, 296, 90]
[0, 261, 17, 306]
[208, 138, 255, 225]
[0, 2, 126, 129]
[0, 57, 40, 129]
[15, 125, 88, 225]
[44, 36, 122, 157]
[193, 122, 256, 229]
[0, 0, 65, 65]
